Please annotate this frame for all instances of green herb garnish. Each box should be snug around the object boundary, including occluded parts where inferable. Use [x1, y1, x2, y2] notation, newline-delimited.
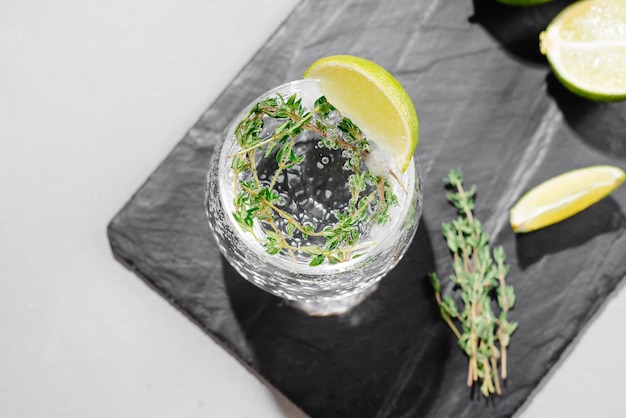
[230, 93, 399, 266]
[429, 169, 518, 397]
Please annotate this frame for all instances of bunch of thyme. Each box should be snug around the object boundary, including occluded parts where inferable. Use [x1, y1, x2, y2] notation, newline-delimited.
[229, 92, 399, 266]
[429, 169, 518, 397]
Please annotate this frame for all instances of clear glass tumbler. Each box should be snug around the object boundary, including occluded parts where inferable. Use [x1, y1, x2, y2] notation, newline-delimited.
[205, 79, 422, 315]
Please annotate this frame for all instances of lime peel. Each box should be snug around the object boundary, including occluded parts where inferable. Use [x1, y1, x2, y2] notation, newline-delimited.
[510, 165, 626, 233]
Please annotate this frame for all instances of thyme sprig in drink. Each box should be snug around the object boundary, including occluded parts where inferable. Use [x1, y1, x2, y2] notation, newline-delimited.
[230, 91, 400, 266]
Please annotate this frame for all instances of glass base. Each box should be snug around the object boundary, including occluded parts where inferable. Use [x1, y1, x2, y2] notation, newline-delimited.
[285, 284, 379, 316]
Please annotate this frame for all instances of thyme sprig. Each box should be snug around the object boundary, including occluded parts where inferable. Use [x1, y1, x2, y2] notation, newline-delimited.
[429, 169, 518, 397]
[230, 93, 399, 266]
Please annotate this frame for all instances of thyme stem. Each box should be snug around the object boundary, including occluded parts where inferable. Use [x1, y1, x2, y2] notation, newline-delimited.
[239, 183, 327, 238]
[229, 112, 315, 158]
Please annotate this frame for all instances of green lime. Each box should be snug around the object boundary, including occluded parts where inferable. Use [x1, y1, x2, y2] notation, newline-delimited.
[540, 0, 626, 101]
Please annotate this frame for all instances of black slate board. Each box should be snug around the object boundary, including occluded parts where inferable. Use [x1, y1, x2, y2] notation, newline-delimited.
[108, 0, 626, 416]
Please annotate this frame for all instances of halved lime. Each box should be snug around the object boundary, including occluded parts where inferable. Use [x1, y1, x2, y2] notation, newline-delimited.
[303, 55, 419, 172]
[510, 165, 625, 233]
[540, 0, 626, 101]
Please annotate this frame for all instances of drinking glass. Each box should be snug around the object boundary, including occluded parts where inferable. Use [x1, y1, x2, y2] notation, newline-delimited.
[205, 79, 422, 315]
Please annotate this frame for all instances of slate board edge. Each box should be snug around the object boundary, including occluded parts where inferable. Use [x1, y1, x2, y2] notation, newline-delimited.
[104, 0, 309, 367]
[106, 1, 311, 412]
[514, 266, 626, 417]
[106, 225, 311, 416]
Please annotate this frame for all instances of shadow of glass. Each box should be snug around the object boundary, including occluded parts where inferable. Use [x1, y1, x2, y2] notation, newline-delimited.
[515, 196, 626, 269]
[221, 217, 450, 418]
[546, 74, 626, 158]
[469, 0, 577, 64]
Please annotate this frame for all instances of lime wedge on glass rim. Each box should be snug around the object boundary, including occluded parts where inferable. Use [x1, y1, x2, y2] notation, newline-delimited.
[303, 55, 419, 172]
[539, 0, 626, 101]
[510, 165, 625, 233]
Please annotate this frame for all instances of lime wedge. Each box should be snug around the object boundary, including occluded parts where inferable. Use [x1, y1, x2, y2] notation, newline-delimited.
[303, 55, 418, 172]
[510, 165, 625, 233]
[540, 0, 626, 101]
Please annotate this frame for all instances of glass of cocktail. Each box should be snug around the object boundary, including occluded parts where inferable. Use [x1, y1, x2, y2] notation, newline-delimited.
[205, 56, 421, 315]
